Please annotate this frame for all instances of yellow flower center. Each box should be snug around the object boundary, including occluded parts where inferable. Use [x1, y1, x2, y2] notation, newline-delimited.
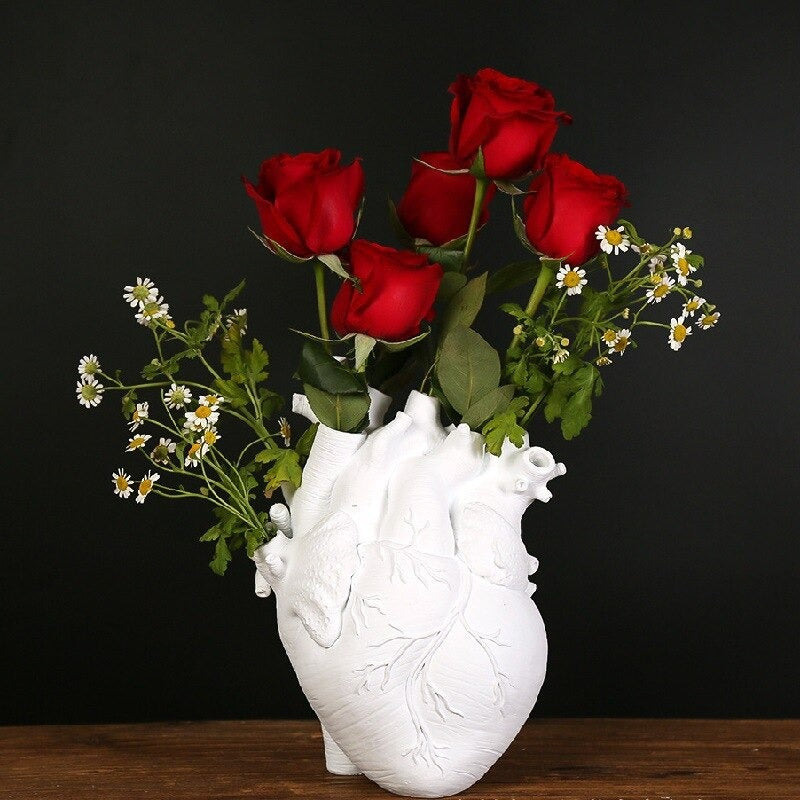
[605, 229, 623, 246]
[115, 476, 129, 490]
[139, 479, 153, 495]
[204, 396, 219, 406]
[203, 430, 217, 446]
[563, 270, 581, 288]
[685, 299, 699, 312]
[673, 324, 687, 342]
[188, 443, 202, 457]
[653, 283, 670, 298]
[195, 405, 212, 419]
[701, 314, 717, 327]
[677, 257, 689, 275]
[602, 330, 617, 343]
[613, 336, 629, 352]
[166, 319, 176, 329]
[130, 437, 146, 448]
[650, 273, 663, 284]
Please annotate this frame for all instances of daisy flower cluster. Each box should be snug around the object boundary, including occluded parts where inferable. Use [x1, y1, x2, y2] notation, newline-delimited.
[123, 277, 172, 327]
[74, 278, 294, 573]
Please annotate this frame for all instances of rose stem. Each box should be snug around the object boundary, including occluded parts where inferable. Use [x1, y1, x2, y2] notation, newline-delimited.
[510, 258, 557, 349]
[313, 260, 331, 346]
[461, 178, 489, 271]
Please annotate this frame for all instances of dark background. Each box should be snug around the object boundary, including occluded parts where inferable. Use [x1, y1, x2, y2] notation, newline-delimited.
[3, 1, 799, 725]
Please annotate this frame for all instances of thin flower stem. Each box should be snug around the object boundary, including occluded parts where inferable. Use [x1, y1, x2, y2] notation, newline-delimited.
[461, 178, 489, 270]
[313, 260, 331, 345]
[510, 259, 557, 349]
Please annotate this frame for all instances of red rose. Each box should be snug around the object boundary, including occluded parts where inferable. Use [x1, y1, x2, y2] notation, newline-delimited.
[395, 152, 496, 246]
[331, 240, 443, 341]
[523, 153, 629, 266]
[448, 68, 571, 181]
[243, 149, 364, 258]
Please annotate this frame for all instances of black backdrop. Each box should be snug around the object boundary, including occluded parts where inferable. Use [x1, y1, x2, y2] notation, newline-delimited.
[3, 1, 799, 725]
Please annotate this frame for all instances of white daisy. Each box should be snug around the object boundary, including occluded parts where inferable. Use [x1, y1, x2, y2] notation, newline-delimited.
[601, 329, 619, 346]
[135, 471, 160, 504]
[682, 295, 706, 317]
[632, 243, 667, 271]
[199, 427, 221, 455]
[608, 328, 632, 356]
[123, 277, 158, 308]
[278, 417, 291, 447]
[646, 276, 675, 304]
[184, 402, 220, 431]
[226, 308, 248, 334]
[76, 375, 104, 408]
[671, 243, 696, 286]
[78, 354, 101, 378]
[151, 437, 176, 465]
[198, 394, 224, 410]
[595, 356, 612, 366]
[126, 433, 152, 451]
[134, 296, 170, 326]
[128, 402, 149, 431]
[696, 311, 720, 330]
[185, 441, 203, 467]
[552, 348, 570, 364]
[164, 383, 192, 409]
[668, 315, 692, 350]
[595, 224, 630, 255]
[555, 264, 587, 296]
[112, 468, 133, 499]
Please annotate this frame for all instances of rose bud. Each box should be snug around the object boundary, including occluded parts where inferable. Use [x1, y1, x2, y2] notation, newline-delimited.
[395, 152, 496, 246]
[448, 67, 571, 181]
[243, 149, 364, 258]
[523, 153, 629, 266]
[330, 240, 443, 341]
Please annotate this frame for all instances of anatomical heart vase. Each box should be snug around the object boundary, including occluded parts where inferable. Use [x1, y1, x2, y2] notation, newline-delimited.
[255, 390, 563, 796]
[76, 68, 718, 797]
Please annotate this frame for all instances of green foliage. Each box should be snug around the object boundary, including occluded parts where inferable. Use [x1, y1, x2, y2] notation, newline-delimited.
[200, 505, 275, 576]
[482, 397, 529, 456]
[436, 326, 501, 416]
[257, 447, 303, 492]
[437, 272, 468, 304]
[303, 384, 370, 432]
[294, 423, 318, 459]
[461, 384, 514, 429]
[486, 260, 539, 295]
[544, 361, 603, 440]
[439, 272, 487, 340]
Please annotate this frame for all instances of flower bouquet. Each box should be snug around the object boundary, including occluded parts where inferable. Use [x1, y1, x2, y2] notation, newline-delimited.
[76, 68, 718, 797]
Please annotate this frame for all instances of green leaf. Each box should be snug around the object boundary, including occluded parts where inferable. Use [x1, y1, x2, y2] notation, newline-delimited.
[469, 147, 486, 178]
[512, 206, 536, 254]
[486, 260, 539, 295]
[437, 272, 468, 304]
[415, 243, 466, 272]
[209, 537, 232, 576]
[617, 219, 644, 245]
[221, 327, 246, 383]
[298, 340, 366, 395]
[303, 384, 370, 432]
[202, 294, 219, 312]
[440, 272, 487, 340]
[544, 363, 602, 440]
[221, 279, 246, 309]
[354, 334, 377, 371]
[213, 378, 250, 409]
[259, 447, 303, 491]
[461, 384, 515, 429]
[499, 302, 528, 321]
[493, 180, 525, 196]
[295, 423, 318, 459]
[436, 326, 501, 415]
[243, 338, 269, 383]
[121, 390, 137, 419]
[482, 398, 529, 456]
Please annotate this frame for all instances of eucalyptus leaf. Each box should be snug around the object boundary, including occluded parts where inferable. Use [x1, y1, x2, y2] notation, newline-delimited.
[493, 180, 525, 196]
[461, 384, 515, 429]
[436, 326, 501, 415]
[303, 384, 369, 432]
[317, 253, 356, 285]
[415, 243, 466, 272]
[381, 329, 429, 352]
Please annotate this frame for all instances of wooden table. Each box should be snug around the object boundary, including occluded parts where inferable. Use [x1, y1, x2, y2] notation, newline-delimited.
[1, 719, 798, 799]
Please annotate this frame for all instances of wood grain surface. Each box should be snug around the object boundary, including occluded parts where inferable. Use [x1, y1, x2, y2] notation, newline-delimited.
[1, 718, 798, 799]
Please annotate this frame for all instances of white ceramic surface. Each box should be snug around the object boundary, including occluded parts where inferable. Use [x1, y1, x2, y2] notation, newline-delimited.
[254, 390, 565, 797]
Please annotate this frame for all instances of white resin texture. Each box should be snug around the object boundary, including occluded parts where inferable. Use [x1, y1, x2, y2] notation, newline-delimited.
[254, 390, 565, 797]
